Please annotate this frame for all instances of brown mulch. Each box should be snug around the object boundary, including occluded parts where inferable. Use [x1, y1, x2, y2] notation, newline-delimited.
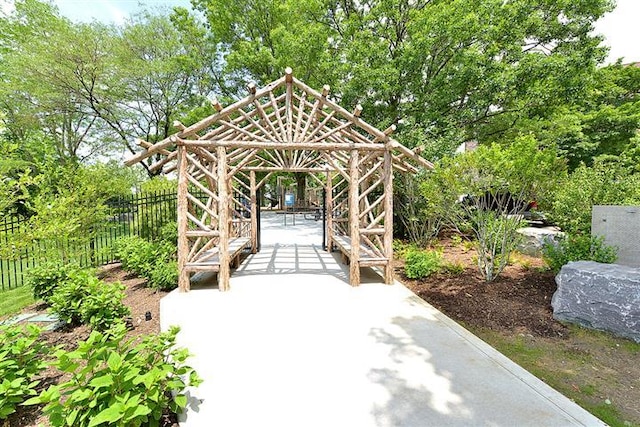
[4, 263, 177, 427]
[398, 235, 567, 338]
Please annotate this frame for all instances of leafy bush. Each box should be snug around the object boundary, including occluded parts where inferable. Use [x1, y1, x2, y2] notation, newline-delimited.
[114, 235, 178, 291]
[405, 249, 442, 279]
[550, 162, 640, 235]
[542, 235, 617, 272]
[472, 210, 524, 282]
[148, 261, 179, 291]
[114, 236, 158, 277]
[395, 172, 443, 245]
[49, 271, 130, 331]
[158, 221, 177, 246]
[0, 324, 48, 420]
[422, 136, 563, 281]
[442, 260, 465, 275]
[24, 262, 82, 302]
[26, 324, 202, 427]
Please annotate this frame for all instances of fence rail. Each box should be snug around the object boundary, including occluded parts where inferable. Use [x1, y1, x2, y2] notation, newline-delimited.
[0, 190, 181, 290]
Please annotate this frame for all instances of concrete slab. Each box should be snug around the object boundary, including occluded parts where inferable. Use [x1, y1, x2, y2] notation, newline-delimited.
[160, 211, 604, 426]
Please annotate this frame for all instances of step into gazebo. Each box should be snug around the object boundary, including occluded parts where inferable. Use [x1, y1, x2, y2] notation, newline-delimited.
[126, 68, 432, 291]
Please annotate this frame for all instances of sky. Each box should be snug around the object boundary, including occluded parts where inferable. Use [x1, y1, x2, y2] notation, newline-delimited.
[1, 0, 639, 64]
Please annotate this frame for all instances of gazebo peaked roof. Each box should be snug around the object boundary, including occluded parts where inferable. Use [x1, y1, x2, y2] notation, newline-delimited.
[125, 68, 432, 174]
[126, 68, 433, 293]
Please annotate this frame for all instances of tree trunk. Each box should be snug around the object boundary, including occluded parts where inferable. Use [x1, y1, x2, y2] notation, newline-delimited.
[295, 172, 306, 208]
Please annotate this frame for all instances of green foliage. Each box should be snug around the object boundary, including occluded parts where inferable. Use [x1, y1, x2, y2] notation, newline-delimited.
[114, 235, 178, 291]
[25, 324, 202, 427]
[0, 324, 48, 420]
[550, 162, 640, 236]
[442, 260, 465, 275]
[148, 261, 179, 291]
[404, 249, 442, 279]
[472, 211, 525, 282]
[193, 0, 611, 146]
[49, 271, 130, 331]
[24, 262, 82, 302]
[423, 137, 561, 281]
[395, 172, 442, 245]
[542, 235, 617, 273]
[114, 237, 158, 277]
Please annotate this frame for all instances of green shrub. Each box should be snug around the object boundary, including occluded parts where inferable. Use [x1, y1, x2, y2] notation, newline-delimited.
[148, 261, 179, 291]
[49, 271, 130, 331]
[405, 249, 442, 279]
[542, 235, 618, 273]
[114, 237, 158, 277]
[26, 324, 202, 427]
[24, 262, 82, 302]
[442, 260, 465, 275]
[550, 162, 640, 235]
[423, 136, 563, 281]
[0, 324, 48, 420]
[158, 221, 177, 246]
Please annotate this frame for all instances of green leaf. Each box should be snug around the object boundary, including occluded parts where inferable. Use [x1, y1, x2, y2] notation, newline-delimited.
[174, 394, 188, 408]
[88, 403, 125, 427]
[89, 374, 113, 388]
[107, 352, 122, 372]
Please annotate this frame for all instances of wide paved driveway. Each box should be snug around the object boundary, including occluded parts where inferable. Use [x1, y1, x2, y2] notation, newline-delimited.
[161, 234, 604, 426]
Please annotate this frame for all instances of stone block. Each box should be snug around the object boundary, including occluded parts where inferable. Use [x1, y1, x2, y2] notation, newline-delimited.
[516, 226, 563, 256]
[552, 261, 640, 342]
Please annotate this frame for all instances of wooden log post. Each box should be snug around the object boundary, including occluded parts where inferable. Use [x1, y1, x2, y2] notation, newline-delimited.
[177, 145, 190, 292]
[326, 171, 333, 252]
[250, 171, 258, 253]
[217, 146, 231, 291]
[383, 148, 394, 284]
[348, 149, 361, 286]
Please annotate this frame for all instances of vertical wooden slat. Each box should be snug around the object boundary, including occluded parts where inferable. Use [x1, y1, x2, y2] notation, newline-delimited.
[383, 148, 394, 284]
[217, 146, 231, 291]
[250, 171, 258, 254]
[177, 145, 190, 292]
[348, 149, 360, 286]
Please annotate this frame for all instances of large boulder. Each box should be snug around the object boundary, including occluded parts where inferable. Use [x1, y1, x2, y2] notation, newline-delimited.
[552, 261, 640, 342]
[516, 226, 563, 256]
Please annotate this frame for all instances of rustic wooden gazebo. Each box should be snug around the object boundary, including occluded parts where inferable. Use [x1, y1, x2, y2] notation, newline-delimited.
[126, 68, 432, 291]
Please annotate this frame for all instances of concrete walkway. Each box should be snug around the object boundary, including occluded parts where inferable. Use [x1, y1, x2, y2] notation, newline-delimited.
[160, 212, 605, 427]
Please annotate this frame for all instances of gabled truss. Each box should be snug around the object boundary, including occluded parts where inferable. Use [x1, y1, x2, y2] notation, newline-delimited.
[126, 68, 432, 291]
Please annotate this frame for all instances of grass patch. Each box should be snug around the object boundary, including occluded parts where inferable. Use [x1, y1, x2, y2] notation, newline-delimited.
[472, 327, 640, 427]
[0, 285, 35, 318]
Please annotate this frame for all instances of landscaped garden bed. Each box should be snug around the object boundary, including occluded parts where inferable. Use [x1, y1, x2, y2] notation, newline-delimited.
[1, 263, 183, 427]
[395, 234, 640, 427]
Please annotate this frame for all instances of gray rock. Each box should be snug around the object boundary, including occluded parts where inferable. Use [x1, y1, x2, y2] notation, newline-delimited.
[552, 261, 640, 342]
[516, 226, 564, 256]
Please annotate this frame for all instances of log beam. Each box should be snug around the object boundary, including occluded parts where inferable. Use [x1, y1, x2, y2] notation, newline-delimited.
[348, 149, 360, 286]
[217, 146, 231, 291]
[177, 146, 190, 292]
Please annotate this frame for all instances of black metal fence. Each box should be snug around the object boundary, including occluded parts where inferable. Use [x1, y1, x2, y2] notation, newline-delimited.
[0, 190, 179, 290]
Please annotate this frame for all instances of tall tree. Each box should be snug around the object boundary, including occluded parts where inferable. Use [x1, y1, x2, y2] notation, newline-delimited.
[193, 0, 612, 154]
[0, 1, 221, 173]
